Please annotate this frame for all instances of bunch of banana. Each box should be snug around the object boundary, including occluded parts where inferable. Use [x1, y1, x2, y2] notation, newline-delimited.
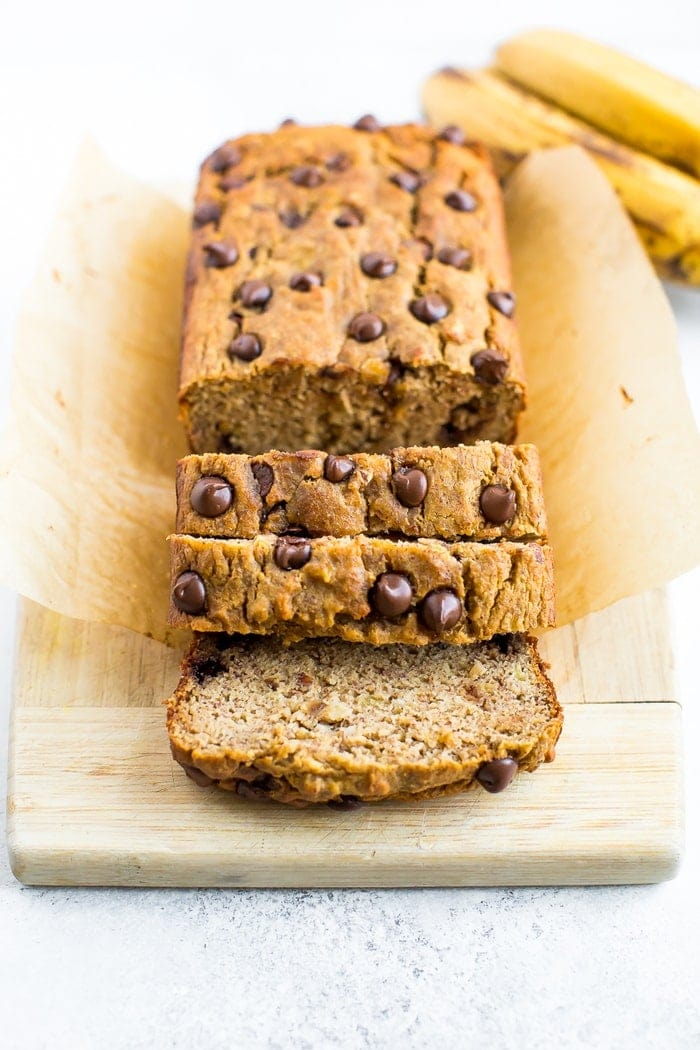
[422, 30, 700, 286]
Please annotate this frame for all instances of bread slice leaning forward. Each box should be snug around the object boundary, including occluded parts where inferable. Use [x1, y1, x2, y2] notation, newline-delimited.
[167, 634, 562, 806]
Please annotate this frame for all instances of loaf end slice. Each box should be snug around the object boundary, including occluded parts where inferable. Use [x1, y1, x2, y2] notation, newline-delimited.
[180, 122, 525, 454]
[167, 634, 562, 806]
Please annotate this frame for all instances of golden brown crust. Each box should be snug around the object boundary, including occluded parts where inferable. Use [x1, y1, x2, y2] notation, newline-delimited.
[175, 441, 547, 541]
[179, 123, 525, 454]
[168, 534, 555, 643]
[166, 634, 563, 805]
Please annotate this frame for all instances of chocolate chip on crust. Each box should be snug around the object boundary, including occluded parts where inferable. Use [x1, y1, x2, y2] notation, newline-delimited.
[487, 290, 516, 318]
[228, 333, 262, 362]
[393, 467, 428, 507]
[324, 455, 356, 483]
[372, 573, 413, 617]
[409, 294, 450, 324]
[445, 189, 477, 212]
[203, 240, 239, 268]
[290, 165, 324, 188]
[360, 252, 398, 278]
[193, 200, 221, 228]
[190, 476, 234, 517]
[419, 588, 462, 633]
[172, 571, 207, 615]
[479, 484, 516, 524]
[470, 349, 508, 385]
[251, 462, 274, 497]
[348, 312, 385, 342]
[274, 536, 312, 570]
[475, 757, 518, 793]
[353, 114, 381, 132]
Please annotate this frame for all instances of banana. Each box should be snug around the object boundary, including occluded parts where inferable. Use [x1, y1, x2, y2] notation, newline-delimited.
[423, 67, 700, 285]
[495, 29, 700, 179]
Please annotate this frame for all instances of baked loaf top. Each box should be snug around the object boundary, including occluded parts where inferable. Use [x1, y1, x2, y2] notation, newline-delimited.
[168, 633, 562, 805]
[180, 120, 525, 453]
[168, 534, 555, 644]
[176, 441, 547, 541]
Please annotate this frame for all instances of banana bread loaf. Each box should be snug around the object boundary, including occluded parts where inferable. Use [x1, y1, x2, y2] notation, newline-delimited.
[180, 120, 525, 454]
[167, 633, 562, 805]
[176, 441, 546, 541]
[168, 534, 555, 643]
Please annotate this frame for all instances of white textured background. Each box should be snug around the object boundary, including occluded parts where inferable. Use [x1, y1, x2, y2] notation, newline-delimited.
[1, 2, 699, 1047]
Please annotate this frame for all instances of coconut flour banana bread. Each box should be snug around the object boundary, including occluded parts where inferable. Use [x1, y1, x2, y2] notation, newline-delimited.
[180, 119, 525, 455]
[168, 534, 555, 643]
[176, 441, 547, 542]
[168, 633, 562, 806]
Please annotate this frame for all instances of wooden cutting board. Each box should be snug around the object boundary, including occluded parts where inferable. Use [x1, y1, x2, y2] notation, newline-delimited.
[6, 591, 682, 887]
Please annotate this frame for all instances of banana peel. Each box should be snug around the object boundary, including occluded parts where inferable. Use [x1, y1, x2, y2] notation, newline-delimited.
[495, 29, 700, 180]
[423, 67, 700, 285]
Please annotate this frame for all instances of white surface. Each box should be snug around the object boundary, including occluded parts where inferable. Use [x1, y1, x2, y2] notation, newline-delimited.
[1, 2, 700, 1047]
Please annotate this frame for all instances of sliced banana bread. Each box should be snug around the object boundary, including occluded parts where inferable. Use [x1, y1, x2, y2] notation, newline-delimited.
[168, 534, 555, 643]
[175, 442, 547, 542]
[167, 634, 562, 806]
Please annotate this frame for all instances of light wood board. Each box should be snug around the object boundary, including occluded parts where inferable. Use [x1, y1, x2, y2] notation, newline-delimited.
[6, 593, 682, 887]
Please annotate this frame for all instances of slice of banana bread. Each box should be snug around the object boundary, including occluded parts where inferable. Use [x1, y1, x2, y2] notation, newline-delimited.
[168, 534, 555, 643]
[167, 633, 562, 805]
[180, 120, 525, 454]
[175, 441, 547, 542]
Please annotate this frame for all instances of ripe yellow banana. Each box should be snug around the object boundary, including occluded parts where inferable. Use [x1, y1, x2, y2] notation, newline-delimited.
[422, 67, 700, 285]
[495, 29, 700, 179]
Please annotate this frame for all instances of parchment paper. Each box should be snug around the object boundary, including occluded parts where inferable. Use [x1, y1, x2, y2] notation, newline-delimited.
[0, 142, 698, 641]
[505, 147, 700, 624]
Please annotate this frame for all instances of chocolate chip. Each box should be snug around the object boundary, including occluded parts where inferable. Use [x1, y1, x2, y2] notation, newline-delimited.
[353, 114, 381, 132]
[372, 573, 413, 617]
[182, 764, 216, 787]
[290, 271, 323, 291]
[219, 174, 248, 191]
[228, 310, 244, 325]
[471, 349, 508, 385]
[360, 252, 397, 279]
[475, 757, 518, 793]
[410, 294, 450, 324]
[238, 279, 273, 308]
[279, 207, 306, 229]
[190, 476, 234, 517]
[393, 467, 428, 507]
[203, 240, 239, 268]
[382, 358, 405, 396]
[413, 238, 434, 261]
[487, 291, 516, 318]
[324, 455, 355, 483]
[348, 312, 385, 342]
[251, 462, 274, 497]
[208, 143, 241, 172]
[192, 655, 225, 683]
[236, 777, 274, 800]
[228, 333, 262, 362]
[390, 171, 422, 193]
[327, 796, 364, 810]
[274, 536, 312, 570]
[445, 189, 477, 212]
[335, 207, 363, 228]
[437, 246, 472, 270]
[290, 165, 324, 187]
[280, 117, 296, 127]
[172, 571, 206, 615]
[480, 484, 516, 524]
[193, 200, 221, 228]
[326, 152, 351, 171]
[420, 588, 462, 633]
[438, 124, 466, 145]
